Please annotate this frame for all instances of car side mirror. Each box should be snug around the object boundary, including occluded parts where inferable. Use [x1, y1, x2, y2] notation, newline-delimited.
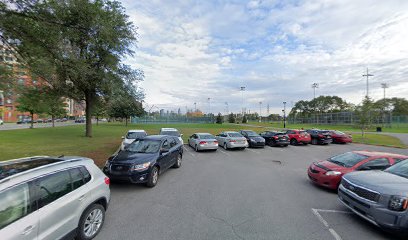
[160, 148, 169, 154]
[121, 136, 125, 139]
[180, 134, 183, 137]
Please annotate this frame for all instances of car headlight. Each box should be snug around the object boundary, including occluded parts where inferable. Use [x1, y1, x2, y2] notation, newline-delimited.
[104, 160, 110, 168]
[250, 139, 256, 142]
[131, 162, 151, 171]
[325, 171, 342, 176]
[389, 196, 408, 211]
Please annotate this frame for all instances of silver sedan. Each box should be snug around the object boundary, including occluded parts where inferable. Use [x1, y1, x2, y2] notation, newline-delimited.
[215, 131, 248, 150]
[188, 133, 219, 152]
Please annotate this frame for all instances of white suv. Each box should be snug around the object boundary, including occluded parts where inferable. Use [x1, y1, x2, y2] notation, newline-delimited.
[0, 156, 110, 240]
[159, 128, 183, 144]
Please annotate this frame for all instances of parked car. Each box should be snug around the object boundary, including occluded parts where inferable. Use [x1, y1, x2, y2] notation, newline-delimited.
[75, 117, 86, 123]
[215, 131, 248, 150]
[239, 130, 265, 148]
[285, 129, 311, 145]
[121, 130, 147, 150]
[328, 130, 352, 144]
[338, 159, 408, 233]
[259, 131, 289, 147]
[16, 119, 31, 124]
[103, 135, 183, 187]
[37, 119, 44, 123]
[308, 151, 408, 190]
[0, 119, 3, 125]
[188, 133, 218, 152]
[0, 156, 110, 240]
[159, 128, 183, 144]
[306, 129, 332, 145]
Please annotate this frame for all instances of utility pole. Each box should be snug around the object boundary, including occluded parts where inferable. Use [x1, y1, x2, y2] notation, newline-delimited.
[207, 98, 211, 114]
[362, 68, 374, 98]
[194, 102, 197, 112]
[284, 102, 287, 127]
[267, 103, 270, 116]
[259, 101, 262, 122]
[225, 102, 229, 115]
[311, 83, 319, 99]
[240, 86, 246, 116]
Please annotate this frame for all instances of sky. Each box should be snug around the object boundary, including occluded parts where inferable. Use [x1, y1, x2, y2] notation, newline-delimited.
[120, 0, 408, 115]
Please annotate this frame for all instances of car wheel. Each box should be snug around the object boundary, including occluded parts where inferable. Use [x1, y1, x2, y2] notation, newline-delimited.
[195, 145, 199, 152]
[223, 143, 228, 150]
[283, 144, 288, 147]
[146, 166, 159, 188]
[303, 142, 308, 145]
[290, 139, 297, 145]
[77, 204, 105, 240]
[173, 154, 182, 168]
[312, 139, 317, 145]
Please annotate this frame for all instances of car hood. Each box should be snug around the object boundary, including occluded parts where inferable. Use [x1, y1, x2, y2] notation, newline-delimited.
[248, 136, 265, 141]
[343, 171, 408, 195]
[123, 139, 135, 145]
[111, 150, 157, 165]
[315, 160, 347, 171]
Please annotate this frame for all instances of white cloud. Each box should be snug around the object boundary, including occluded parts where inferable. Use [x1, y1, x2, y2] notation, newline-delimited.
[120, 0, 408, 115]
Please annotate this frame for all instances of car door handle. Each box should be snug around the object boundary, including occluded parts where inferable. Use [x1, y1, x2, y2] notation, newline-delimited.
[78, 195, 86, 201]
[22, 225, 34, 235]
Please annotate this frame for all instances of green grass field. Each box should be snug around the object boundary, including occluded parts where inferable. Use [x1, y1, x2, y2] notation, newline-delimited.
[0, 123, 405, 166]
[247, 121, 408, 133]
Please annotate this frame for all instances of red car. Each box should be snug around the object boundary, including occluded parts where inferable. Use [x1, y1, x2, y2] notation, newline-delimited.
[285, 129, 311, 145]
[307, 151, 408, 190]
[329, 130, 352, 143]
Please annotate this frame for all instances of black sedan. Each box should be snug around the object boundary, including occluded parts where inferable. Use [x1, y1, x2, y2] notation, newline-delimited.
[306, 129, 332, 145]
[259, 131, 289, 147]
[103, 135, 183, 187]
[239, 130, 265, 148]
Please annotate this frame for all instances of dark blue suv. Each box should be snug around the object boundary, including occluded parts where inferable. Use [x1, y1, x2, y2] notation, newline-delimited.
[103, 135, 183, 187]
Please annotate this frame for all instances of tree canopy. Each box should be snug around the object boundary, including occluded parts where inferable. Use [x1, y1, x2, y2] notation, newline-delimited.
[0, 0, 143, 136]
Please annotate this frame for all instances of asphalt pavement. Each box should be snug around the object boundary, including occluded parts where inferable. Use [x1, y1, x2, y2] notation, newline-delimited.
[0, 121, 84, 130]
[96, 143, 407, 240]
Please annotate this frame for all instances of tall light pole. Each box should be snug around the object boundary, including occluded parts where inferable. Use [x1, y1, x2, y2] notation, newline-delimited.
[240, 86, 246, 115]
[259, 101, 262, 122]
[283, 101, 287, 128]
[207, 98, 211, 114]
[311, 83, 319, 99]
[362, 68, 374, 98]
[381, 83, 389, 100]
[225, 102, 229, 114]
[194, 102, 197, 112]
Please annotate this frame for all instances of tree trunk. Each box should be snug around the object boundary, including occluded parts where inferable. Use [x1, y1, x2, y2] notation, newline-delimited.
[96, 116, 99, 126]
[52, 115, 55, 127]
[125, 117, 128, 126]
[30, 112, 34, 129]
[85, 91, 94, 137]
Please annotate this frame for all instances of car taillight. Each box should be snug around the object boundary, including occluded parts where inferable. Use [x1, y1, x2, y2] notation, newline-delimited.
[104, 177, 110, 185]
[318, 134, 324, 138]
[199, 141, 207, 145]
[214, 141, 218, 144]
[274, 136, 279, 139]
[229, 140, 236, 142]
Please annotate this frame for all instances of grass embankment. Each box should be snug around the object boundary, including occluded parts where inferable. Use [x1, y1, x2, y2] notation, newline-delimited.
[248, 121, 408, 133]
[0, 123, 405, 166]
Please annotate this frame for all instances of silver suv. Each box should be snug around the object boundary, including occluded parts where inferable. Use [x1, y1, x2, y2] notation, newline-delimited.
[0, 156, 110, 240]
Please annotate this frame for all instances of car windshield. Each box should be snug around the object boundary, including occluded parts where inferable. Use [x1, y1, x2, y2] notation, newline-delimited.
[299, 131, 307, 135]
[161, 131, 180, 136]
[244, 131, 259, 137]
[126, 132, 146, 139]
[199, 134, 215, 139]
[127, 140, 161, 153]
[385, 160, 408, 179]
[228, 133, 242, 137]
[333, 131, 345, 135]
[328, 152, 368, 168]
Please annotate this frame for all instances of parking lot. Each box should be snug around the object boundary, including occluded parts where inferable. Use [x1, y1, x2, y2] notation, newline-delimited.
[96, 143, 406, 240]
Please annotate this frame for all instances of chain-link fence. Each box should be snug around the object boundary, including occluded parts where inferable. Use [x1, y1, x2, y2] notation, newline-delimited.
[131, 116, 214, 124]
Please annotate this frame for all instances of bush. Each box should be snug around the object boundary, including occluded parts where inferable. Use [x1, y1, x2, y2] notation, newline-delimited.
[216, 113, 223, 124]
[242, 115, 248, 123]
[228, 113, 236, 123]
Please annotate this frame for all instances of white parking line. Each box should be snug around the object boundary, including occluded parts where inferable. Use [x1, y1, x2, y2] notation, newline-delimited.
[311, 208, 344, 240]
[219, 149, 231, 156]
[183, 146, 196, 157]
[246, 148, 260, 154]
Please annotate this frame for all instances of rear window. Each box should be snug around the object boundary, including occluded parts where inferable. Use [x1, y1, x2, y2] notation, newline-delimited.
[199, 134, 215, 139]
[228, 133, 242, 137]
[160, 130, 180, 137]
[394, 158, 408, 164]
[333, 131, 345, 135]
[299, 131, 307, 135]
[328, 152, 368, 168]
[126, 132, 147, 139]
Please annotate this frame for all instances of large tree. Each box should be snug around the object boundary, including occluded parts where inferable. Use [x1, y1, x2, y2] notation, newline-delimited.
[0, 0, 142, 137]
